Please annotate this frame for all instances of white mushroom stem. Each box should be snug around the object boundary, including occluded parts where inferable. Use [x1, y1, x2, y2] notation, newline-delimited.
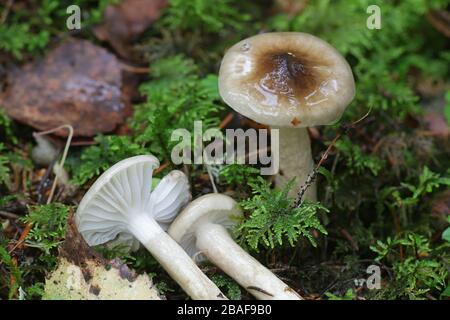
[128, 214, 226, 300]
[273, 127, 317, 201]
[194, 221, 303, 300]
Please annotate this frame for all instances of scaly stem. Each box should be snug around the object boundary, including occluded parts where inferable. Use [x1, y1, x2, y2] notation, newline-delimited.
[195, 222, 302, 300]
[129, 214, 227, 300]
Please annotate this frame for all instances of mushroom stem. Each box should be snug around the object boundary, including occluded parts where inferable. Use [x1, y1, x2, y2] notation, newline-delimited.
[273, 127, 317, 201]
[195, 221, 303, 300]
[128, 214, 226, 300]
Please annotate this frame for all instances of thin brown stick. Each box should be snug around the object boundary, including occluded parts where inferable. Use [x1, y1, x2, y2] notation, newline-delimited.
[120, 63, 150, 74]
[9, 125, 73, 254]
[34, 125, 73, 204]
[0, 210, 19, 219]
[205, 164, 218, 193]
[154, 161, 169, 174]
[8, 223, 31, 254]
[70, 140, 97, 146]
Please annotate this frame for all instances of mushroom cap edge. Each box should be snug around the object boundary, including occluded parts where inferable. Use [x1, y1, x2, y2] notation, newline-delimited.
[75, 155, 160, 248]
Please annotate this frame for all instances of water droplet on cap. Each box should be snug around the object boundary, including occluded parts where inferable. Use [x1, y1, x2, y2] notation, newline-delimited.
[241, 42, 251, 52]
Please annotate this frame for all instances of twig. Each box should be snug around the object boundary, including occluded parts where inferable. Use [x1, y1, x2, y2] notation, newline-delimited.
[70, 140, 97, 146]
[120, 62, 150, 74]
[36, 157, 58, 204]
[427, 10, 450, 38]
[53, 185, 66, 203]
[154, 161, 169, 175]
[205, 164, 218, 193]
[8, 223, 31, 254]
[294, 108, 372, 208]
[0, 210, 19, 219]
[339, 227, 359, 251]
[219, 113, 234, 129]
[9, 125, 73, 254]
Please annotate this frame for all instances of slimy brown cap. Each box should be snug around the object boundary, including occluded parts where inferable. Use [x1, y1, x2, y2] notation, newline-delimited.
[218, 32, 355, 127]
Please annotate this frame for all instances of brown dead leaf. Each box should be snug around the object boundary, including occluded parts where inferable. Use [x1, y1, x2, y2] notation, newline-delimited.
[60, 212, 106, 267]
[0, 39, 129, 137]
[94, 0, 168, 57]
[45, 213, 162, 300]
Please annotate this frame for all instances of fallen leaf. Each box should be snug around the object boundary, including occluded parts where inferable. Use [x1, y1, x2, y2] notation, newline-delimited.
[94, 0, 168, 57]
[0, 39, 129, 137]
[427, 9, 450, 38]
[43, 258, 162, 300]
[43, 214, 162, 300]
[274, 0, 308, 16]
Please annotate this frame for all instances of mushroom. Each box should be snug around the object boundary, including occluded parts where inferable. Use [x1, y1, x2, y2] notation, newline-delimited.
[218, 32, 355, 200]
[75, 155, 226, 300]
[168, 193, 303, 300]
[0, 39, 128, 137]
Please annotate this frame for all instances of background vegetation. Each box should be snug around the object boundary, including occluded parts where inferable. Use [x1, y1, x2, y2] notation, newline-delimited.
[0, 0, 449, 300]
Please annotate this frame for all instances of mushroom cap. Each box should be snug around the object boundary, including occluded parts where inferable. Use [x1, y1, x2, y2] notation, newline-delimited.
[218, 32, 355, 127]
[168, 194, 242, 260]
[76, 155, 190, 251]
[0, 39, 128, 137]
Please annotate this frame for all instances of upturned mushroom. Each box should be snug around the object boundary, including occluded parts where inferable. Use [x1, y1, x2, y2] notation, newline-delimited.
[218, 32, 355, 199]
[75, 155, 226, 300]
[168, 193, 302, 300]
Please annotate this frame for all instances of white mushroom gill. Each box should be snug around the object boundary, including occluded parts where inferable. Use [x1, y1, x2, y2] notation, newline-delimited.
[76, 155, 227, 300]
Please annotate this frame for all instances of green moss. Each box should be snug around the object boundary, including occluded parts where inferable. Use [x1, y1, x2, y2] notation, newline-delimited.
[159, 0, 250, 33]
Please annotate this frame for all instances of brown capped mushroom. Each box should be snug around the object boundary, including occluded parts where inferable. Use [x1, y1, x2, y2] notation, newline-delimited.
[218, 32, 355, 199]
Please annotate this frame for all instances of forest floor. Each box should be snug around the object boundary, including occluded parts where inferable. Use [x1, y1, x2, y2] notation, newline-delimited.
[0, 0, 449, 300]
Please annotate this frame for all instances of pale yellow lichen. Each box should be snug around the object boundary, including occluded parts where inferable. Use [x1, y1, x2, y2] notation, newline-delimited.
[43, 258, 162, 300]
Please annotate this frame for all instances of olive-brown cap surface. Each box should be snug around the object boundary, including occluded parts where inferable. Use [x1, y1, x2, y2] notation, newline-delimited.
[219, 32, 355, 127]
